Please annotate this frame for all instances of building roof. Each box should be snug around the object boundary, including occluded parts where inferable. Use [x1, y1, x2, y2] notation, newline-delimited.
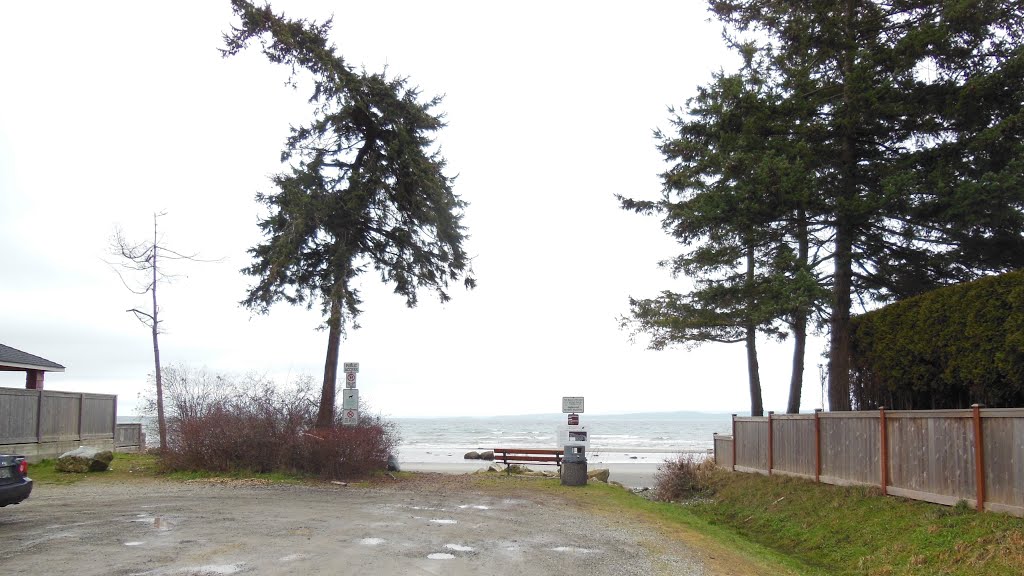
[0, 343, 65, 372]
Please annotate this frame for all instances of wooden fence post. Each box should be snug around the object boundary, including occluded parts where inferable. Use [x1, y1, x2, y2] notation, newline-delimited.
[814, 408, 822, 483]
[767, 411, 774, 476]
[972, 404, 985, 512]
[880, 407, 888, 496]
[731, 413, 737, 471]
[35, 389, 44, 443]
[78, 393, 85, 441]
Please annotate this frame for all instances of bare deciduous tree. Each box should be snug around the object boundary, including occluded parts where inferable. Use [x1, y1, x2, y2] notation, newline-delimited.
[106, 212, 214, 450]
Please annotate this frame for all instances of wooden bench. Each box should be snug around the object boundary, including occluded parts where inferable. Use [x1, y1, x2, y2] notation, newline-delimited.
[492, 448, 563, 473]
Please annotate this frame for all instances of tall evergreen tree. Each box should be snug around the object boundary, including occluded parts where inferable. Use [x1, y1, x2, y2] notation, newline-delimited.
[621, 55, 826, 416]
[712, 0, 1024, 410]
[224, 1, 475, 427]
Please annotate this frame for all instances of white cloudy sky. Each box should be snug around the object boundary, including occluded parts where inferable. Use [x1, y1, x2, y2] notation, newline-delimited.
[0, 1, 828, 417]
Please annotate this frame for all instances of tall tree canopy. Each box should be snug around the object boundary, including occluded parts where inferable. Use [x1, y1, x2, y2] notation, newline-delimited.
[224, 1, 475, 427]
[626, 0, 1024, 414]
[620, 53, 828, 416]
[712, 0, 1024, 410]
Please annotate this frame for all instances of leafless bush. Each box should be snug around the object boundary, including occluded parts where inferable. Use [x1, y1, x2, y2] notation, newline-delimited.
[150, 364, 398, 478]
[654, 454, 717, 502]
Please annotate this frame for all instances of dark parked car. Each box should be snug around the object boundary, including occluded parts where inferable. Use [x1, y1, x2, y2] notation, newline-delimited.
[0, 455, 31, 507]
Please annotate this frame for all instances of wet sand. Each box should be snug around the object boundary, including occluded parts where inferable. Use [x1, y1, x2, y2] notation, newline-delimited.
[398, 460, 664, 488]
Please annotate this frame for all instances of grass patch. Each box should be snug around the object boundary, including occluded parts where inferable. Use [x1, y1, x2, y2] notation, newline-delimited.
[680, 469, 1024, 576]
[29, 452, 160, 485]
[471, 468, 1024, 576]
[471, 472, 808, 575]
[162, 468, 304, 483]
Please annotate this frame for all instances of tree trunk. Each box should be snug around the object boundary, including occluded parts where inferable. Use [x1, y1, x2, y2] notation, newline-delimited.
[828, 0, 856, 412]
[745, 245, 764, 417]
[152, 218, 167, 451]
[316, 297, 343, 428]
[787, 208, 809, 414]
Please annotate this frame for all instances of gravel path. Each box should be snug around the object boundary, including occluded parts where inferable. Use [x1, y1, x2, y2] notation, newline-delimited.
[0, 474, 709, 576]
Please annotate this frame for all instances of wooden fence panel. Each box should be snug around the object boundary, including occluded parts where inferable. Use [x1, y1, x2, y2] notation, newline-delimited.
[722, 407, 1024, 516]
[887, 411, 975, 504]
[713, 434, 733, 467]
[772, 415, 816, 478]
[0, 388, 39, 443]
[115, 423, 142, 448]
[734, 418, 768, 471]
[81, 395, 116, 438]
[39, 392, 81, 441]
[820, 413, 879, 486]
[982, 410, 1024, 513]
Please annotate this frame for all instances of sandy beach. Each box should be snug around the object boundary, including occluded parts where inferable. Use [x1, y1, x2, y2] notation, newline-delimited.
[398, 450, 679, 488]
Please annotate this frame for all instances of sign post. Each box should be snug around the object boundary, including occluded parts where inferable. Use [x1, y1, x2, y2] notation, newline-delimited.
[562, 397, 584, 414]
[560, 396, 587, 486]
[342, 362, 360, 425]
[342, 388, 359, 410]
[342, 408, 359, 426]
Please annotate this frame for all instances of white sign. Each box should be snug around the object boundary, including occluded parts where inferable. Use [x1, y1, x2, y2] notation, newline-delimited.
[562, 396, 584, 413]
[345, 371, 357, 388]
[341, 408, 359, 426]
[342, 388, 359, 410]
[343, 362, 360, 373]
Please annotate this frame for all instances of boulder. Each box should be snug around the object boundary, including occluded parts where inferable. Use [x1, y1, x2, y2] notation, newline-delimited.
[587, 468, 610, 483]
[56, 447, 114, 473]
[464, 451, 481, 460]
[479, 451, 494, 461]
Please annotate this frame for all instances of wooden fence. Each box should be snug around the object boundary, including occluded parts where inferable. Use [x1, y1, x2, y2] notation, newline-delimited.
[713, 406, 1024, 517]
[115, 423, 144, 450]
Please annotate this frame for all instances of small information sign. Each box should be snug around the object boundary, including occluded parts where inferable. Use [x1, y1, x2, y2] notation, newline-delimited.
[342, 409, 359, 426]
[343, 362, 360, 373]
[562, 396, 584, 414]
[345, 371, 357, 388]
[342, 388, 359, 410]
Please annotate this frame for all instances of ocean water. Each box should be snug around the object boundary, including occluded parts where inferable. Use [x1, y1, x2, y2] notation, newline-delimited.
[121, 411, 733, 465]
[394, 412, 732, 464]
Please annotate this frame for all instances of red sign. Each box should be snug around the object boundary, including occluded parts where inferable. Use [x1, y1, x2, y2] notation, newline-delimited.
[568, 413, 579, 426]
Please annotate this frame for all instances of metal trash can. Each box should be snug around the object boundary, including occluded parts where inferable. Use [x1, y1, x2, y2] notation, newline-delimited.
[564, 445, 586, 464]
[561, 429, 588, 486]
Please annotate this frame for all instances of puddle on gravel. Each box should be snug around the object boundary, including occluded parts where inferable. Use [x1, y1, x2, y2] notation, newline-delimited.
[551, 546, 596, 554]
[444, 544, 474, 552]
[429, 519, 457, 525]
[279, 553, 307, 562]
[458, 505, 490, 510]
[124, 541, 144, 546]
[157, 565, 244, 575]
[131, 515, 177, 531]
[359, 538, 385, 546]
[427, 553, 455, 560]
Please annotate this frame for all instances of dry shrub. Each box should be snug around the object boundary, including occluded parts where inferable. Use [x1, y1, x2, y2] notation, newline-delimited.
[296, 420, 396, 478]
[654, 454, 716, 502]
[152, 364, 398, 478]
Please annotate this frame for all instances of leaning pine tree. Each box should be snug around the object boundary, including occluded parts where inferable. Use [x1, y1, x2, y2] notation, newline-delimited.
[224, 1, 475, 428]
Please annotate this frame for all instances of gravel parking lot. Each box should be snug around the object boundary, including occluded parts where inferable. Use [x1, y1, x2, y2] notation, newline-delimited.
[0, 475, 710, 576]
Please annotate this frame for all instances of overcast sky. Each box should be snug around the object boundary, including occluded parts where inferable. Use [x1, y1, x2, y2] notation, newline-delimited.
[0, 1, 828, 418]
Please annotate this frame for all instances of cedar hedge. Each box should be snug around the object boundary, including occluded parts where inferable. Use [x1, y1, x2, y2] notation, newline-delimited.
[849, 270, 1024, 409]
